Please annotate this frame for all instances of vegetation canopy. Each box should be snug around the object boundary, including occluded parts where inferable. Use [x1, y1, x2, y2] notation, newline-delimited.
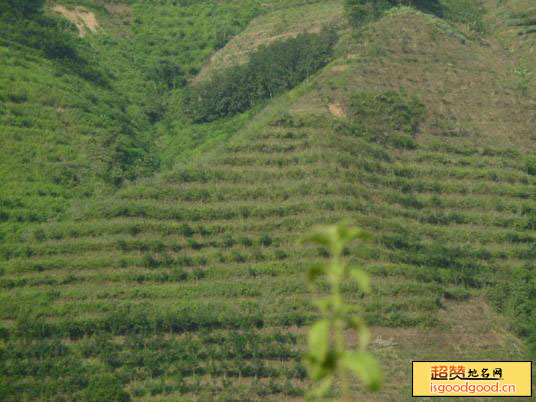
[185, 27, 338, 122]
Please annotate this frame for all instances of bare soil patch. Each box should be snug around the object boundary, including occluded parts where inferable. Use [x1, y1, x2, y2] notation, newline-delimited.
[52, 5, 99, 37]
[328, 103, 346, 117]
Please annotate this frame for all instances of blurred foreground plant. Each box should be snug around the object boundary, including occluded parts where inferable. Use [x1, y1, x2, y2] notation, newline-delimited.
[302, 224, 382, 400]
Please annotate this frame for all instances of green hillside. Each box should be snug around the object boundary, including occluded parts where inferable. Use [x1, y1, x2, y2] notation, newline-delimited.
[0, 0, 168, 237]
[0, 0, 296, 240]
[0, 0, 535, 400]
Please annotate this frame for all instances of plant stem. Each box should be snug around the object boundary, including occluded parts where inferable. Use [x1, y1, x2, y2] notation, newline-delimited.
[335, 318, 350, 401]
[332, 252, 351, 401]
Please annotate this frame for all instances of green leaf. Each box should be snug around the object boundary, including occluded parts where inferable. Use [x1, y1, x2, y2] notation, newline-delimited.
[306, 350, 337, 381]
[302, 226, 337, 249]
[348, 316, 370, 349]
[341, 351, 382, 391]
[307, 375, 333, 399]
[308, 319, 330, 363]
[337, 223, 371, 243]
[337, 225, 359, 242]
[313, 298, 331, 314]
[350, 268, 370, 293]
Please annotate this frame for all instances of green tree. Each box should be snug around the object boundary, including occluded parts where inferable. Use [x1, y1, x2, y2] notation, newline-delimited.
[345, 0, 443, 27]
[345, 0, 391, 26]
[1, 0, 45, 18]
[147, 59, 186, 92]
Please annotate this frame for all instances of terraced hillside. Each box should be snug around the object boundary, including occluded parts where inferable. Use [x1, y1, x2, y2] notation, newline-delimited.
[0, 0, 301, 241]
[1, 0, 535, 401]
[0, 0, 161, 243]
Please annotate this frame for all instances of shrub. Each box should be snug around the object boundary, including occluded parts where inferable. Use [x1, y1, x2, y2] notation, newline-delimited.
[1, 0, 45, 18]
[33, 229, 46, 242]
[441, 0, 488, 34]
[275, 249, 289, 260]
[240, 236, 254, 247]
[347, 90, 425, 146]
[345, 0, 392, 26]
[81, 373, 130, 402]
[128, 225, 141, 237]
[231, 250, 246, 263]
[390, 131, 417, 149]
[116, 240, 129, 251]
[188, 239, 203, 250]
[179, 224, 195, 237]
[0, 324, 9, 340]
[147, 59, 186, 92]
[223, 235, 235, 248]
[345, 0, 444, 27]
[176, 256, 194, 267]
[259, 234, 272, 247]
[143, 255, 161, 269]
[443, 286, 471, 301]
[192, 269, 206, 280]
[525, 156, 536, 176]
[489, 265, 536, 358]
[132, 388, 146, 398]
[0, 211, 9, 223]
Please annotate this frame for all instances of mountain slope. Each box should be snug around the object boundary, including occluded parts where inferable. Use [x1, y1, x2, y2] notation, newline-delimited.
[0, 1, 158, 243]
[0, 0, 340, 242]
[0, 0, 535, 400]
